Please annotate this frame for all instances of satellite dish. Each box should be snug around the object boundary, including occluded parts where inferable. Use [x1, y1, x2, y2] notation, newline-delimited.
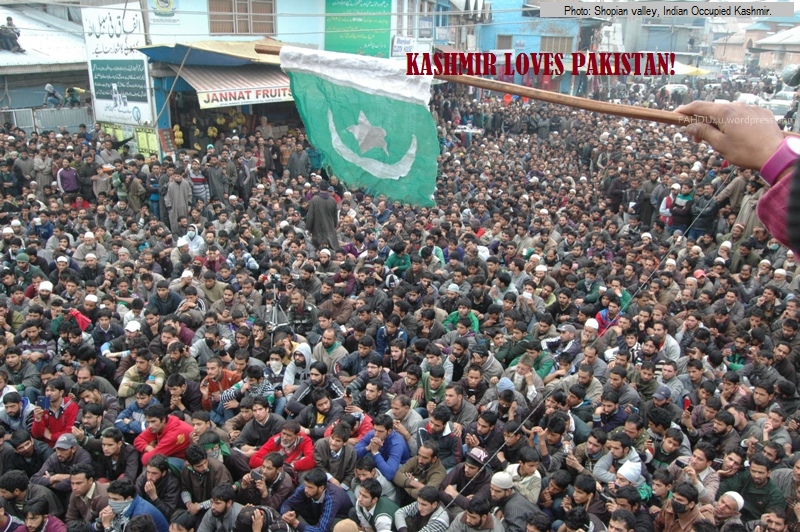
[782, 64, 800, 87]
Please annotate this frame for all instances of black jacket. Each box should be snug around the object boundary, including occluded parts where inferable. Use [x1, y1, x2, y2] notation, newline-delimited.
[297, 402, 344, 440]
[135, 469, 182, 520]
[233, 414, 286, 448]
[96, 442, 140, 482]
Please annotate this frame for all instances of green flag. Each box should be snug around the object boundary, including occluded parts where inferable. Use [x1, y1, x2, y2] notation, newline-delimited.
[280, 47, 437, 206]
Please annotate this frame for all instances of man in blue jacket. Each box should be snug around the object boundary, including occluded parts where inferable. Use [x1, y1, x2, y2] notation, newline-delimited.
[280, 467, 352, 532]
[114, 384, 158, 436]
[354, 414, 409, 480]
[94, 477, 169, 532]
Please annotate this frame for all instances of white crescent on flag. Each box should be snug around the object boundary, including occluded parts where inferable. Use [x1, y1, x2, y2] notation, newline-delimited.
[328, 109, 417, 181]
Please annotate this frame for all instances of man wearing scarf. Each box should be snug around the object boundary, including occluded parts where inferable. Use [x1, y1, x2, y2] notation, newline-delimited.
[98, 477, 169, 532]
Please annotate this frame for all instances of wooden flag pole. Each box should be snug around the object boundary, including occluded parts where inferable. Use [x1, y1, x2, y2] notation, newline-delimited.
[435, 74, 693, 127]
[254, 42, 799, 137]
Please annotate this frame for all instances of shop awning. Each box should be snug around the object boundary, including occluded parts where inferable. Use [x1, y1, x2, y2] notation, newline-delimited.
[138, 39, 283, 67]
[172, 64, 293, 109]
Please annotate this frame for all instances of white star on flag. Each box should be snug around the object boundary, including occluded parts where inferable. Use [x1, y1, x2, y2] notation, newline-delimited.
[347, 111, 388, 155]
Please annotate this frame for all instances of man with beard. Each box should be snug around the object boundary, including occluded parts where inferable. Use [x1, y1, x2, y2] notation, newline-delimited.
[0, 392, 33, 433]
[179, 444, 232, 524]
[72, 232, 107, 269]
[446, 495, 504, 532]
[438, 447, 493, 516]
[165, 170, 192, 232]
[280, 467, 353, 531]
[18, 499, 66, 532]
[75, 381, 120, 425]
[312, 328, 349, 373]
[248, 419, 316, 472]
[204, 153, 226, 203]
[0, 348, 40, 403]
[443, 383, 478, 439]
[653, 482, 714, 532]
[286, 360, 346, 417]
[698, 410, 740, 456]
[134, 453, 181, 520]
[718, 452, 786, 522]
[30, 281, 61, 312]
[70, 403, 113, 462]
[347, 379, 391, 420]
[98, 477, 169, 532]
[393, 440, 446, 505]
[197, 483, 242, 532]
[488, 471, 538, 532]
[0, 470, 64, 523]
[30, 433, 92, 507]
[237, 451, 296, 510]
[118, 350, 166, 400]
[297, 389, 343, 442]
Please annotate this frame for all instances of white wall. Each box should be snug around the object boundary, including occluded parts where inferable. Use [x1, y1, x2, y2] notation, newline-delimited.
[146, 0, 324, 47]
[275, 0, 325, 49]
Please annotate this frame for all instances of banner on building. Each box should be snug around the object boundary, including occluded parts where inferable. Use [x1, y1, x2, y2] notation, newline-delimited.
[83, 3, 155, 127]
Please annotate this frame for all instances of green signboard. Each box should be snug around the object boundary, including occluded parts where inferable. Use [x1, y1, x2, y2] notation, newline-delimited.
[90, 59, 148, 103]
[325, 0, 392, 58]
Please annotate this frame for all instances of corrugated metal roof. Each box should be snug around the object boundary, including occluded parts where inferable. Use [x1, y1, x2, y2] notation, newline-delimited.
[713, 31, 746, 45]
[139, 39, 283, 67]
[1, 7, 87, 75]
[757, 25, 800, 48]
[172, 64, 289, 93]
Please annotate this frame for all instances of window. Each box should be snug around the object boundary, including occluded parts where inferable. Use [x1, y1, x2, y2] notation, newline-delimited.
[540, 36, 572, 54]
[496, 35, 512, 49]
[396, 0, 435, 37]
[209, 0, 275, 35]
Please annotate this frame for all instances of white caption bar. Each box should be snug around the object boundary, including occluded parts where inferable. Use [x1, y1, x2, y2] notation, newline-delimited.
[540, 2, 793, 17]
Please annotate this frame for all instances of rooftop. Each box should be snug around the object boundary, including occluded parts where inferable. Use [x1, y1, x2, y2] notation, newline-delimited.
[0, 7, 87, 75]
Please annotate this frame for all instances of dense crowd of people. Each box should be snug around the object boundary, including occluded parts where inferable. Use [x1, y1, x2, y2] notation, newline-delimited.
[0, 85, 796, 532]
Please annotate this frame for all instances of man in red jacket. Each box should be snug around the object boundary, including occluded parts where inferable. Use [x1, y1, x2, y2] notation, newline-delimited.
[249, 419, 316, 471]
[134, 404, 193, 465]
[31, 378, 79, 447]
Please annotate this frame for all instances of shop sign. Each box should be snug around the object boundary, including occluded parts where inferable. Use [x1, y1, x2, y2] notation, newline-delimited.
[197, 86, 293, 109]
[392, 36, 415, 57]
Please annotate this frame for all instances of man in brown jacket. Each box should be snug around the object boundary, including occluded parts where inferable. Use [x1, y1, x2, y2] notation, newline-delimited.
[392, 440, 446, 505]
[654, 482, 715, 532]
[65, 463, 108, 523]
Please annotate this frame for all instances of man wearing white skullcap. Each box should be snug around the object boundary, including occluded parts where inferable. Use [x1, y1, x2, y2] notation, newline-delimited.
[72, 229, 107, 268]
[712, 492, 744, 530]
[488, 472, 538, 532]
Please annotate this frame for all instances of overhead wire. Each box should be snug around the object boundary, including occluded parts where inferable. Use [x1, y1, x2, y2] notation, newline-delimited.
[8, 16, 554, 38]
[11, 1, 536, 19]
